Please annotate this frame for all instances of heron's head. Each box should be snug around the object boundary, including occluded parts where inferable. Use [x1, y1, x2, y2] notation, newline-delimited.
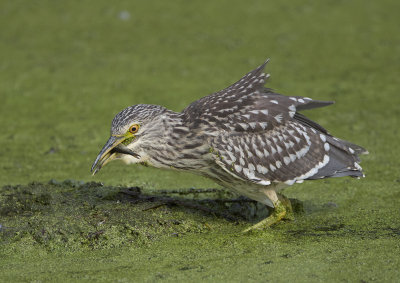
[91, 104, 168, 175]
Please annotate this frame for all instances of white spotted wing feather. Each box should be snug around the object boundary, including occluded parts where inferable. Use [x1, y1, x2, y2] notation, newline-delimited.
[183, 60, 367, 186]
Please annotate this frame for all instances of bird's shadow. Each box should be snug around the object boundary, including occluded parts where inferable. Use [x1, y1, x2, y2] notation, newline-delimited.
[117, 186, 304, 223]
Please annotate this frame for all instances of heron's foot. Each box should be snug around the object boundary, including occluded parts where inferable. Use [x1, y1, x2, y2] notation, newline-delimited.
[242, 200, 287, 233]
[278, 193, 294, 221]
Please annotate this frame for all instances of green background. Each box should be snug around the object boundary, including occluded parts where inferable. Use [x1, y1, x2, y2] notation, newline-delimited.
[1, 0, 399, 282]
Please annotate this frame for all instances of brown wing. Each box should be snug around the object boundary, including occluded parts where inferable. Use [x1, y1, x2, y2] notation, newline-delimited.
[211, 118, 366, 186]
[182, 60, 333, 134]
[211, 121, 325, 185]
[195, 60, 366, 185]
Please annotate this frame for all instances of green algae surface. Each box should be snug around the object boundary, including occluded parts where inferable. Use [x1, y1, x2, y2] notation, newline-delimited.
[1, 0, 400, 282]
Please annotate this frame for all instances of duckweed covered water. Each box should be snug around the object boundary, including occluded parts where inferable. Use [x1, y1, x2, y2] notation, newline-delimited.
[1, 0, 399, 281]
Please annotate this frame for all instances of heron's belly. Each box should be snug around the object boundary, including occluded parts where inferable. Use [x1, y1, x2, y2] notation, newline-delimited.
[202, 167, 287, 208]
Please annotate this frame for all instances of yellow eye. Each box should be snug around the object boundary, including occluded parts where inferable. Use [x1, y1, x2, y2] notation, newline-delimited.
[129, 124, 140, 134]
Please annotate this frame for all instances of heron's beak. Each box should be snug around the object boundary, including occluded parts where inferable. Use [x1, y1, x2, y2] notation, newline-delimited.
[91, 135, 140, 175]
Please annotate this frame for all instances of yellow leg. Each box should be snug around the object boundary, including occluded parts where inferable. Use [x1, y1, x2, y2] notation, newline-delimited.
[278, 193, 294, 221]
[242, 190, 293, 233]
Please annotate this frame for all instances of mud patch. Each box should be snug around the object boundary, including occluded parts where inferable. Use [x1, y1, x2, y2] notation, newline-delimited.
[0, 180, 303, 251]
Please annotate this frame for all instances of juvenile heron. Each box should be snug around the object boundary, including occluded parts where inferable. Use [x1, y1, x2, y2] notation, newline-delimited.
[91, 60, 367, 230]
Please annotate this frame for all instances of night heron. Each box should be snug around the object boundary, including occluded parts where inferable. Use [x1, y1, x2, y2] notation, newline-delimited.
[91, 59, 367, 231]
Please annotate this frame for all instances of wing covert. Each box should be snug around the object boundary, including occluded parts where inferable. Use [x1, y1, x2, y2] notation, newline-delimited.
[210, 121, 332, 185]
[181, 59, 333, 135]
